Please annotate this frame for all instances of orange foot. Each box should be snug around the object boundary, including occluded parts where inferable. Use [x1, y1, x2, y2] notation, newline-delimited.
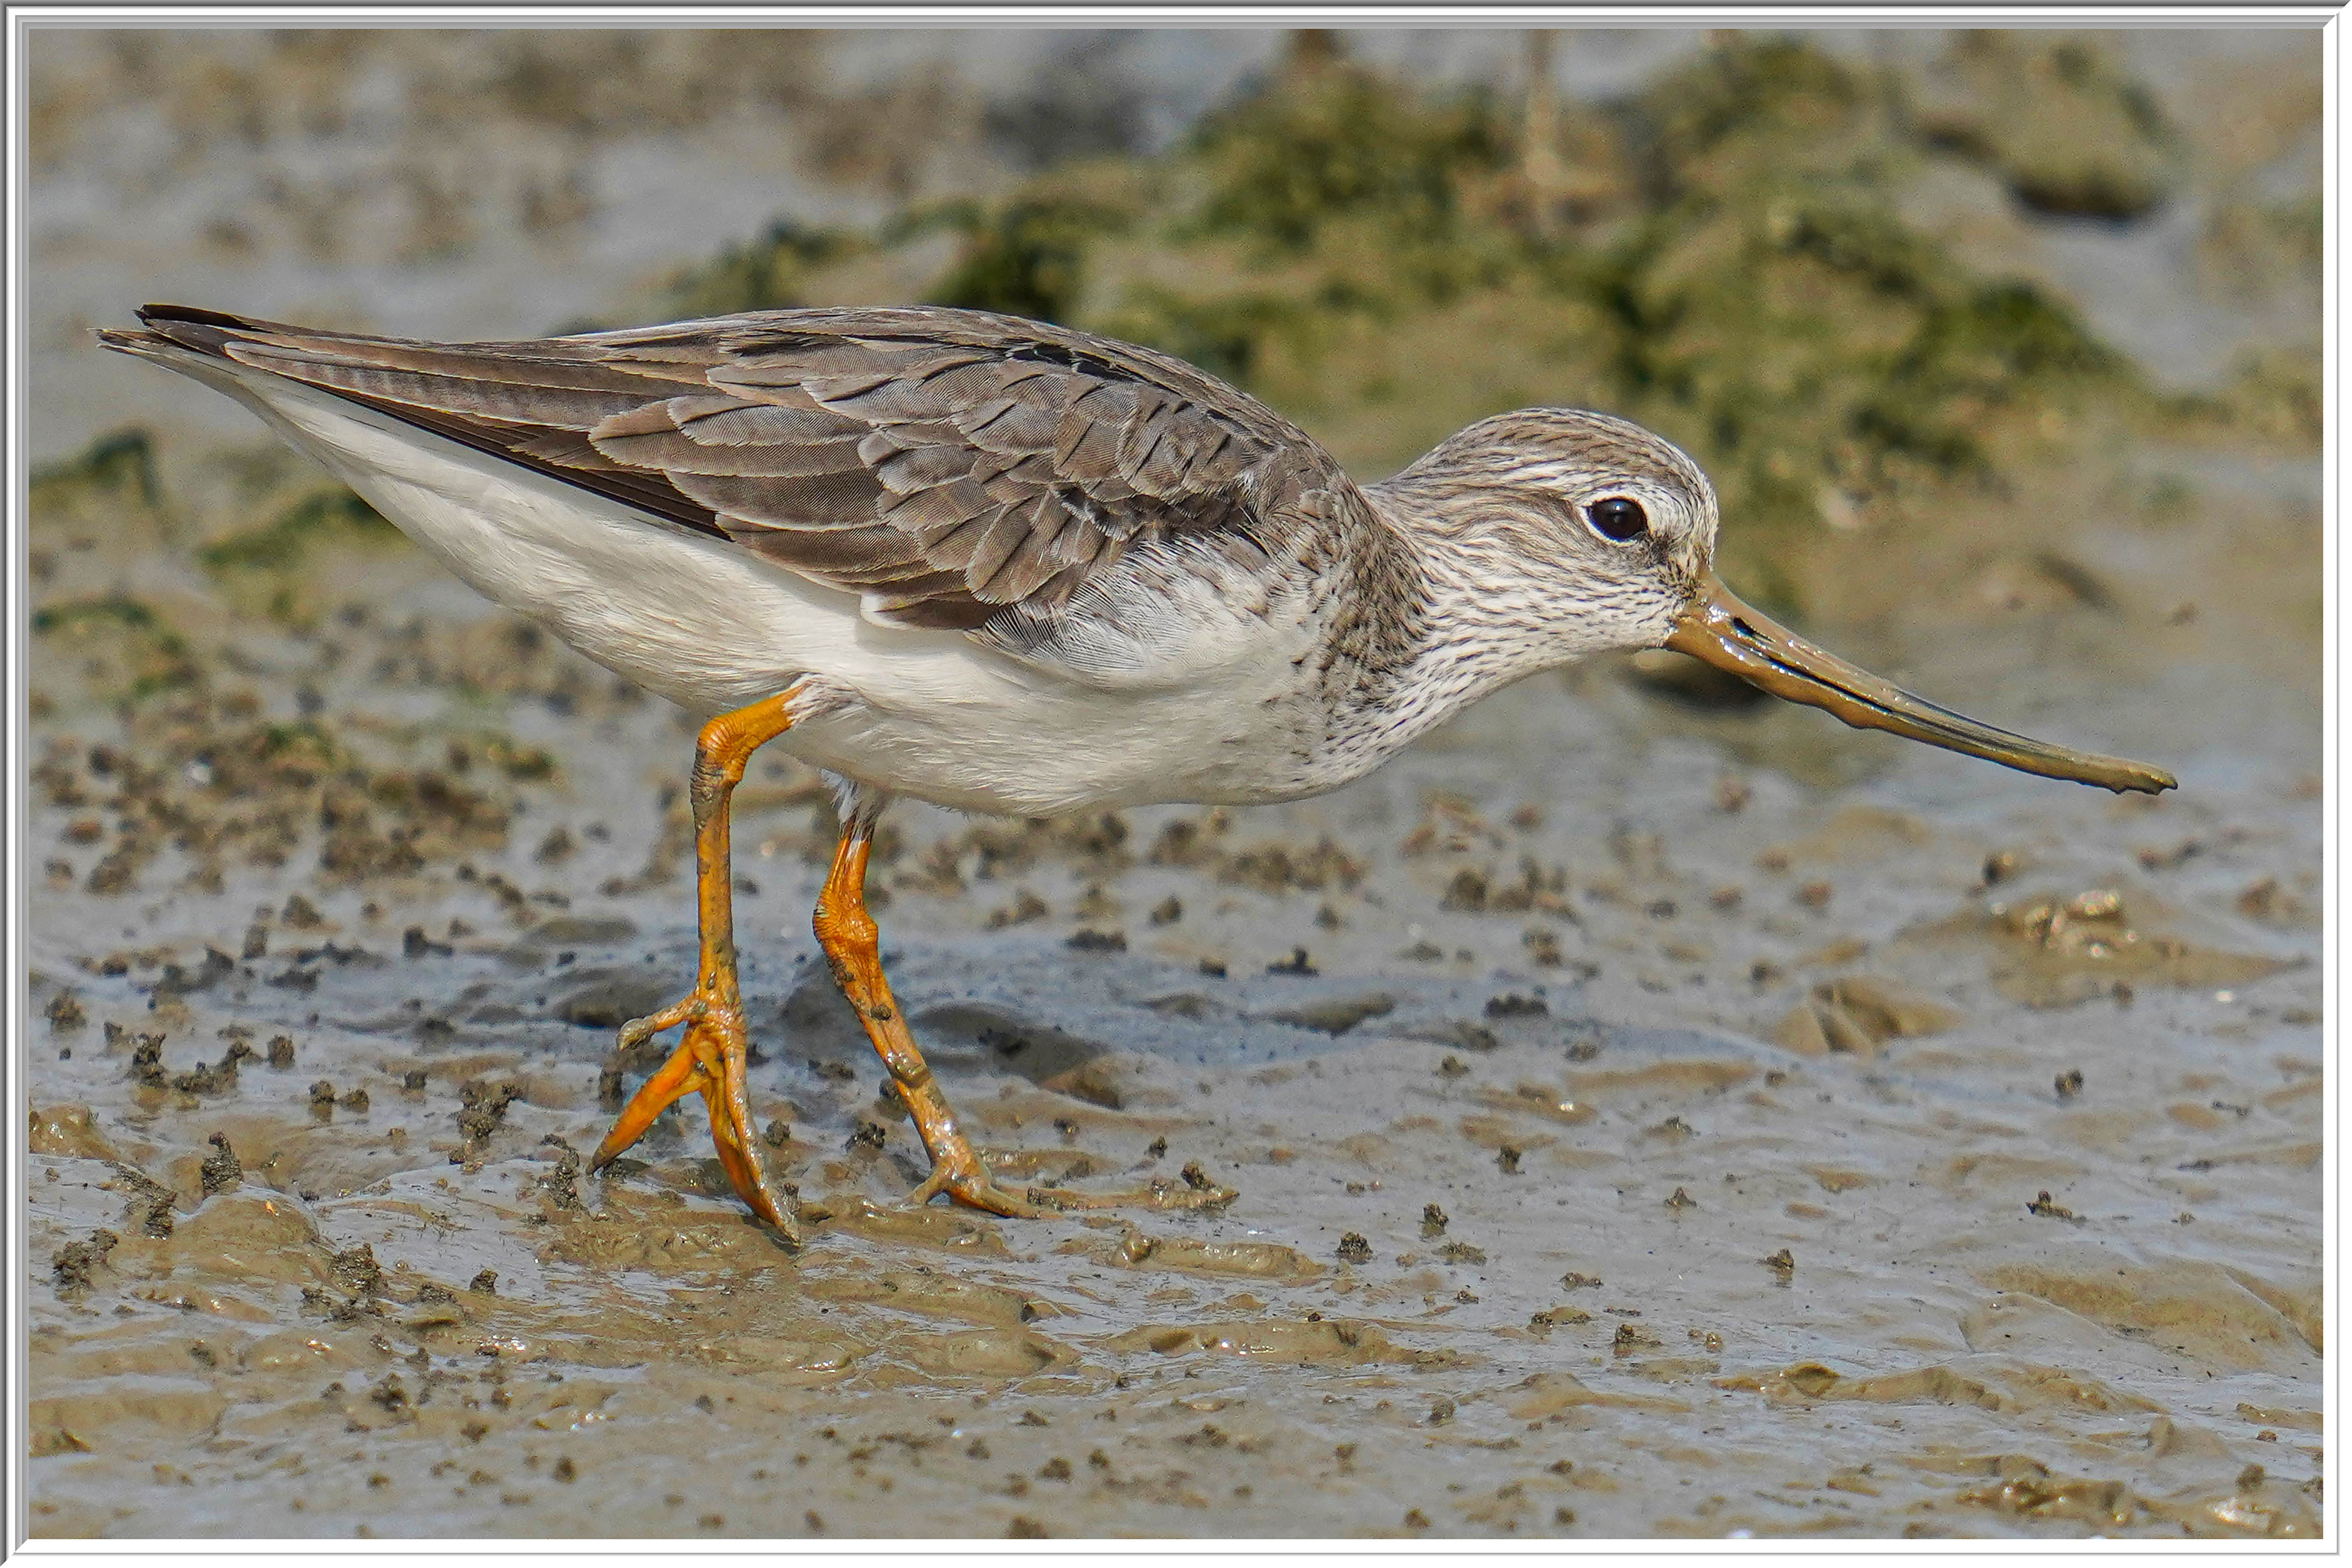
[592, 983, 799, 1240]
[589, 689, 800, 1238]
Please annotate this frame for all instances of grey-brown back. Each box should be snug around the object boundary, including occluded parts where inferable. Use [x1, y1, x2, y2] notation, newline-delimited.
[113, 303, 1376, 649]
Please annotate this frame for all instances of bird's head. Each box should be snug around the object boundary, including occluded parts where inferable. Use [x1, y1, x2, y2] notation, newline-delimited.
[1379, 407, 2175, 794]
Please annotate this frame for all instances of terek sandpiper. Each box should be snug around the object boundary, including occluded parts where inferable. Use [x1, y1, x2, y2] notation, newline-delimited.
[101, 303, 2174, 1236]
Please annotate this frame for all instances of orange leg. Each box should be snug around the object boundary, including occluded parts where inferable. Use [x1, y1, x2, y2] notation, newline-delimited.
[591, 690, 798, 1240]
[814, 822, 1237, 1217]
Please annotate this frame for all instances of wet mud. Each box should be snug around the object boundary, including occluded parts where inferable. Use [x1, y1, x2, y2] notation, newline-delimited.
[24, 26, 2321, 1543]
[23, 471, 2321, 1537]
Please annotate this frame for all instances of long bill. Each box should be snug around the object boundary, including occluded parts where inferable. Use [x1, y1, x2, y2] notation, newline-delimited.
[1664, 575, 2177, 795]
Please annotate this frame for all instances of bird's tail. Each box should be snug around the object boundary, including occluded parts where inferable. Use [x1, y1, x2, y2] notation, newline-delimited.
[97, 301, 347, 363]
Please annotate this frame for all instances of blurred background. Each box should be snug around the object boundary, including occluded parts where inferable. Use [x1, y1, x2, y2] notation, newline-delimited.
[28, 26, 2321, 616]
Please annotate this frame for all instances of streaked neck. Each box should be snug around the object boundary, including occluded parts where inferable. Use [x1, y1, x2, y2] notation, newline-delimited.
[1309, 477, 1576, 762]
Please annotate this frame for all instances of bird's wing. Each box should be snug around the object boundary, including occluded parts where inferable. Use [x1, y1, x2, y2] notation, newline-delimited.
[121, 303, 1352, 642]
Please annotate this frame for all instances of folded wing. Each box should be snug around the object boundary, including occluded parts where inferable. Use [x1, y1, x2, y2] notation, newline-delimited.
[122, 304, 1347, 645]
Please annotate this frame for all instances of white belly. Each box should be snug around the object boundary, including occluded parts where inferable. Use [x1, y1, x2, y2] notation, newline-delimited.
[181, 358, 1325, 815]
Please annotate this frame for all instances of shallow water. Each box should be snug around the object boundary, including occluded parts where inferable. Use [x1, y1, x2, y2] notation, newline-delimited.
[22, 26, 2323, 1542]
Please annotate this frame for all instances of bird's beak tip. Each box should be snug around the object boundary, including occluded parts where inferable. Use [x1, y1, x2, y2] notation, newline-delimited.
[1665, 575, 2177, 795]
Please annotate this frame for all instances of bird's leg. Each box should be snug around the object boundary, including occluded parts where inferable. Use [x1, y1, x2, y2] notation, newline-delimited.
[591, 690, 798, 1240]
[813, 823, 1236, 1218]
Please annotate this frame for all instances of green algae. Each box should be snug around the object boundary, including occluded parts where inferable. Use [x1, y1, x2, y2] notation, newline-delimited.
[1910, 32, 2178, 221]
[1092, 284, 1309, 388]
[1642, 32, 1876, 188]
[1185, 57, 1508, 254]
[196, 487, 397, 574]
[920, 195, 1133, 323]
[665, 218, 867, 318]
[31, 593, 196, 700]
[31, 593, 163, 636]
[643, 32, 2163, 601]
[32, 427, 162, 512]
[629, 34, 2203, 612]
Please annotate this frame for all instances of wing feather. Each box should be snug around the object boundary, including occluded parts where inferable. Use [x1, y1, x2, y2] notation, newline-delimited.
[122, 301, 1362, 665]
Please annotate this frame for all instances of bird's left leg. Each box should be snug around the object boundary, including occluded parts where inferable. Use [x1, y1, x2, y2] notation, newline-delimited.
[812, 813, 1235, 1218]
[591, 688, 799, 1240]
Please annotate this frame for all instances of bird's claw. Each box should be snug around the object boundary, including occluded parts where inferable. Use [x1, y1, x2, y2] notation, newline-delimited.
[617, 994, 704, 1053]
[902, 1148, 1237, 1217]
[593, 986, 798, 1240]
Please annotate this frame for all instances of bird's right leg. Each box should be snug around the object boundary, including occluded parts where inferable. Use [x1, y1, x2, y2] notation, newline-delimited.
[812, 817, 1236, 1219]
[591, 689, 799, 1240]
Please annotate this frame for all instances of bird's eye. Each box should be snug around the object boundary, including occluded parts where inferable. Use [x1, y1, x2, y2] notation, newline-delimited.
[1586, 496, 1648, 543]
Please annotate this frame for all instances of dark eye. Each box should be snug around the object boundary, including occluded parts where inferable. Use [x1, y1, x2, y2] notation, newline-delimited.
[1587, 496, 1648, 542]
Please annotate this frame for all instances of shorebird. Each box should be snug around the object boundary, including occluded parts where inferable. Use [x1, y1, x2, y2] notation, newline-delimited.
[102, 302, 2174, 1238]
